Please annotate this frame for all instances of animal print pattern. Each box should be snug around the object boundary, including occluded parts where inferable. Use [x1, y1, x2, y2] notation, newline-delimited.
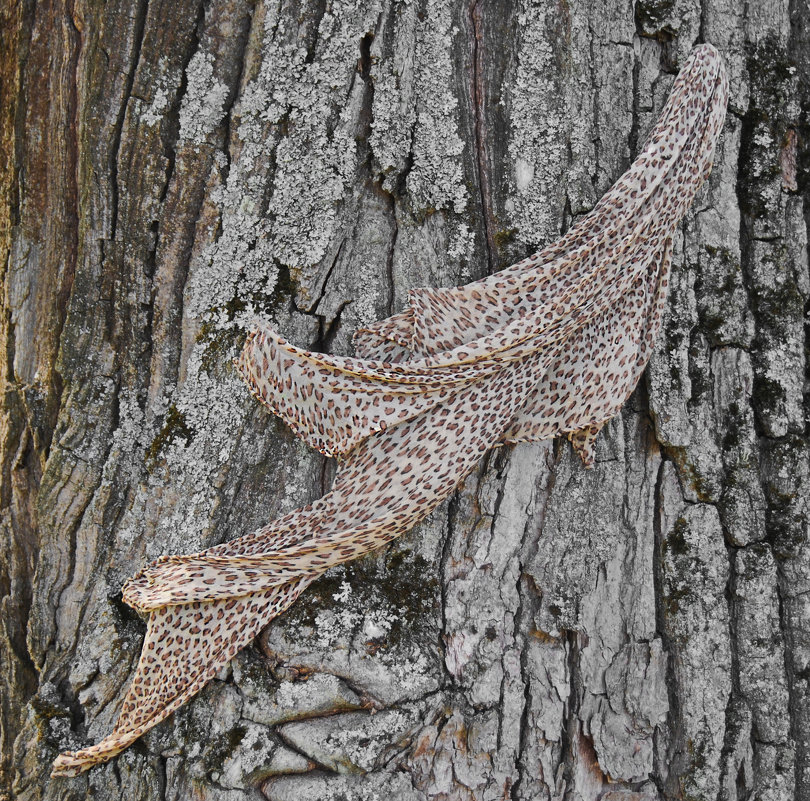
[51, 44, 728, 776]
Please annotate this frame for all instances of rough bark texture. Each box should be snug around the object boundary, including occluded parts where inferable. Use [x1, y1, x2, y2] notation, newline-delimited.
[1, 0, 809, 799]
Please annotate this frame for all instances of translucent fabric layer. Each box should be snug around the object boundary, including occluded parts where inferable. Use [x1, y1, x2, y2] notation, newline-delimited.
[52, 44, 728, 777]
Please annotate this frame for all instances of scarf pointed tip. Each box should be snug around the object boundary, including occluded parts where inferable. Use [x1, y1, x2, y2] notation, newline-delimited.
[693, 42, 720, 58]
[685, 42, 723, 69]
[687, 43, 729, 93]
[51, 752, 93, 778]
[51, 731, 135, 777]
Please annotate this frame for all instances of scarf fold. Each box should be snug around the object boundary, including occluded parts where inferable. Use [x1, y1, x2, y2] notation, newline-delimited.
[51, 43, 728, 777]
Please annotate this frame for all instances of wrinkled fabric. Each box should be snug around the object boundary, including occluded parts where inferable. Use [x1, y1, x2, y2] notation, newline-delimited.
[52, 44, 728, 777]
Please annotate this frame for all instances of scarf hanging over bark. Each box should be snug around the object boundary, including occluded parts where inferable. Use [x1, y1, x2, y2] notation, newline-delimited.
[52, 43, 728, 777]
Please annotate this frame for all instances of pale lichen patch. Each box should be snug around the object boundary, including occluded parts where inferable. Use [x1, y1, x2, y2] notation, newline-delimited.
[404, 3, 467, 215]
[368, 2, 418, 191]
[179, 50, 230, 146]
[141, 85, 170, 128]
[506, 3, 569, 245]
[238, 1, 386, 273]
[368, 0, 468, 215]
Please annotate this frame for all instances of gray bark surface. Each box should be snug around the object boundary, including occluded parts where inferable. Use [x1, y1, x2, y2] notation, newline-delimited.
[1, 0, 809, 799]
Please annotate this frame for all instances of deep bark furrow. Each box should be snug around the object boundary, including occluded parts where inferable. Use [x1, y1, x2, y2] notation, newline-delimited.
[468, 0, 495, 275]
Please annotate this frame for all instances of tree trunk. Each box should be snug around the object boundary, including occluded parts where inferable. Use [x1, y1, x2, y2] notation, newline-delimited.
[1, 0, 808, 798]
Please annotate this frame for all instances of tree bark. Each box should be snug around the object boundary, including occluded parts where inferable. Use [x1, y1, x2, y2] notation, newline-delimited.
[2, 0, 808, 799]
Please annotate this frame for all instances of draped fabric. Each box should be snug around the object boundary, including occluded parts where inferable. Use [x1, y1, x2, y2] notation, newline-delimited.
[52, 44, 728, 777]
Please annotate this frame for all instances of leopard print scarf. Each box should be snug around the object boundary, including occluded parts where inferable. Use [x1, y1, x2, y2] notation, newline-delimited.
[52, 43, 728, 776]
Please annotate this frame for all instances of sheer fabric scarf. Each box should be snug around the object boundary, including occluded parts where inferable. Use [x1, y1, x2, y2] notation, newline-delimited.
[52, 44, 728, 777]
